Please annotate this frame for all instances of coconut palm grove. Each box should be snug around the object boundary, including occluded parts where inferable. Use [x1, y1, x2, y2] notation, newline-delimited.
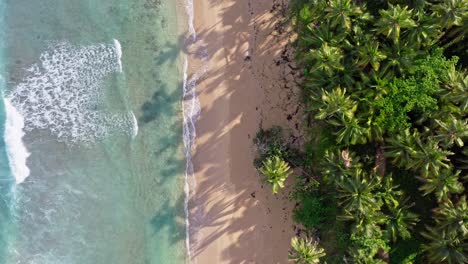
[255, 0, 468, 263]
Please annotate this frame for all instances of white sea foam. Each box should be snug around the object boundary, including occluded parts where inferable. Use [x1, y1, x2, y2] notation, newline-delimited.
[131, 111, 138, 138]
[3, 98, 30, 184]
[6, 40, 134, 144]
[113, 39, 123, 73]
[182, 57, 196, 264]
[185, 0, 196, 40]
[183, 0, 210, 259]
[182, 56, 208, 263]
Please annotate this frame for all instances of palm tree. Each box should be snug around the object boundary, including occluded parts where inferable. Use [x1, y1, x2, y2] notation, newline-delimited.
[442, 68, 468, 114]
[421, 226, 468, 264]
[385, 129, 418, 169]
[432, 0, 468, 29]
[314, 87, 357, 121]
[320, 149, 362, 185]
[434, 118, 468, 148]
[434, 196, 468, 236]
[303, 22, 348, 49]
[459, 148, 468, 170]
[259, 156, 292, 194]
[339, 209, 387, 239]
[378, 176, 403, 208]
[418, 169, 464, 202]
[380, 41, 420, 77]
[332, 115, 370, 145]
[403, 11, 441, 48]
[309, 42, 344, 76]
[324, 0, 363, 30]
[409, 137, 454, 177]
[336, 169, 382, 213]
[289, 237, 326, 264]
[295, 1, 327, 27]
[385, 199, 419, 242]
[375, 4, 417, 44]
[356, 42, 387, 71]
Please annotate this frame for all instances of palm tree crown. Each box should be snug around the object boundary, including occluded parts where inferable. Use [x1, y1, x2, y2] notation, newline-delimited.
[421, 226, 468, 264]
[385, 200, 419, 242]
[434, 118, 468, 148]
[434, 196, 468, 236]
[375, 4, 417, 43]
[336, 169, 381, 213]
[289, 237, 326, 264]
[309, 42, 344, 76]
[418, 169, 464, 202]
[260, 156, 292, 194]
[432, 0, 468, 29]
[324, 0, 363, 30]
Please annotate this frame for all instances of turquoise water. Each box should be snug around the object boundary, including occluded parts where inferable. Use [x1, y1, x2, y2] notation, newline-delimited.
[0, 0, 188, 263]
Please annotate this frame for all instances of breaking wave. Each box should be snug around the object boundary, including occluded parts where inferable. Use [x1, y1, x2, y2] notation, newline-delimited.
[5, 40, 136, 144]
[3, 98, 30, 184]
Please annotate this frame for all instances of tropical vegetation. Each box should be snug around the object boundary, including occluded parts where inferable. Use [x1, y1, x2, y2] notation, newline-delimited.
[255, 0, 468, 262]
[289, 236, 327, 264]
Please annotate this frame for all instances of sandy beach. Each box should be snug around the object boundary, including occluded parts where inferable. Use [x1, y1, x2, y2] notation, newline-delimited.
[187, 0, 304, 262]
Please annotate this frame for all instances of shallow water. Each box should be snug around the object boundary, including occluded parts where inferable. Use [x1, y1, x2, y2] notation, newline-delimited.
[0, 0, 187, 263]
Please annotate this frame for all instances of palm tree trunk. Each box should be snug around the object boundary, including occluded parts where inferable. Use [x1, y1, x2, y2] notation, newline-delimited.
[374, 142, 386, 176]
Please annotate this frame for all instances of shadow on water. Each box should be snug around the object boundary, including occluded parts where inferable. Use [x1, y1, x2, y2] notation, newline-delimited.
[139, 82, 179, 125]
[138, 75, 187, 249]
[138, 80, 186, 181]
[150, 195, 186, 245]
[155, 41, 180, 66]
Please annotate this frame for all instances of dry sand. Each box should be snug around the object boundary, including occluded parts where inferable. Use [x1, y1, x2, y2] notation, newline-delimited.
[187, 0, 304, 263]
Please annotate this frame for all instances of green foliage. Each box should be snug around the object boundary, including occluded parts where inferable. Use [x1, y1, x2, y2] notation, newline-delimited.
[254, 126, 306, 168]
[375, 4, 417, 44]
[293, 191, 328, 230]
[375, 50, 459, 133]
[409, 138, 454, 177]
[385, 199, 419, 242]
[308, 42, 344, 77]
[314, 87, 357, 121]
[434, 196, 468, 236]
[348, 233, 390, 264]
[421, 226, 468, 264]
[390, 237, 423, 264]
[253, 126, 285, 162]
[386, 129, 454, 177]
[305, 124, 336, 168]
[434, 118, 468, 147]
[285, 0, 468, 262]
[418, 169, 464, 202]
[336, 169, 381, 213]
[374, 77, 438, 132]
[320, 149, 361, 184]
[289, 237, 326, 264]
[356, 42, 387, 71]
[432, 0, 468, 29]
[259, 156, 292, 194]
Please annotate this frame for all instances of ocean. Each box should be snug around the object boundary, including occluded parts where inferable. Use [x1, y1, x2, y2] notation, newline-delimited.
[0, 0, 191, 263]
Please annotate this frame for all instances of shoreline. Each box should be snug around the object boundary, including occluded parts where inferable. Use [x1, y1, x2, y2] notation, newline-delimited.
[187, 0, 303, 262]
[177, 0, 203, 261]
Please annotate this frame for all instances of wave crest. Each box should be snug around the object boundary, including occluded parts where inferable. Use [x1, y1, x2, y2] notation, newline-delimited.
[3, 98, 30, 184]
[6, 41, 135, 144]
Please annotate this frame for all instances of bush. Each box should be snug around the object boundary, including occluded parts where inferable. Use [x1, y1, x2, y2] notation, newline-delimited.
[390, 237, 423, 264]
[254, 126, 305, 168]
[293, 191, 328, 229]
[375, 50, 458, 133]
